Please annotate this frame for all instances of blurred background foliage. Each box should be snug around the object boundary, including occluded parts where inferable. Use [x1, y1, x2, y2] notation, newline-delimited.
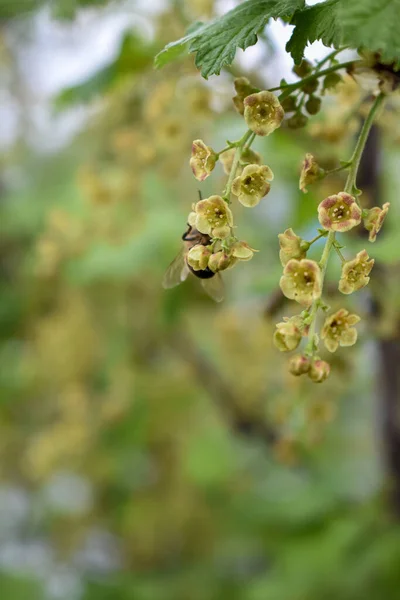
[1, 1, 400, 599]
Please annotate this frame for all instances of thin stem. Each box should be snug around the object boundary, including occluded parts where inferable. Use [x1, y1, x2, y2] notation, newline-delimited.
[315, 47, 349, 71]
[222, 129, 253, 202]
[307, 231, 328, 246]
[333, 244, 346, 264]
[326, 162, 352, 176]
[344, 92, 385, 196]
[217, 144, 235, 157]
[273, 60, 358, 101]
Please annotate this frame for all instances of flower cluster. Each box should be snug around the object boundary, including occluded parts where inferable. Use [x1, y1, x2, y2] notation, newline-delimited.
[166, 80, 286, 295]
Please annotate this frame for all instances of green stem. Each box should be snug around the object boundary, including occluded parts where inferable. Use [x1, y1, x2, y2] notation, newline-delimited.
[275, 60, 358, 101]
[333, 244, 346, 264]
[222, 129, 253, 202]
[315, 47, 348, 71]
[307, 231, 328, 246]
[304, 92, 385, 357]
[344, 92, 385, 196]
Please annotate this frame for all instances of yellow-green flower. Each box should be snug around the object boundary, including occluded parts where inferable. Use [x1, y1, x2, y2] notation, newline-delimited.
[273, 318, 302, 352]
[280, 259, 322, 307]
[232, 164, 274, 207]
[189, 139, 217, 181]
[321, 308, 360, 352]
[244, 91, 284, 136]
[364, 202, 390, 242]
[189, 195, 233, 239]
[299, 153, 323, 193]
[338, 249, 374, 294]
[187, 244, 211, 271]
[318, 192, 361, 232]
[278, 228, 307, 266]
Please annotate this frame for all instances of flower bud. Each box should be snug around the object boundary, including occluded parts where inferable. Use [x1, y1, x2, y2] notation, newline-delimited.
[280, 259, 322, 307]
[321, 308, 360, 352]
[318, 192, 361, 232]
[323, 72, 342, 91]
[308, 359, 330, 383]
[293, 59, 312, 78]
[287, 113, 308, 129]
[363, 202, 390, 242]
[301, 79, 319, 95]
[281, 95, 297, 112]
[189, 139, 217, 181]
[278, 228, 307, 266]
[208, 250, 231, 273]
[232, 77, 258, 115]
[273, 319, 302, 352]
[299, 154, 324, 193]
[232, 163, 274, 207]
[338, 249, 374, 294]
[289, 354, 311, 376]
[191, 195, 233, 239]
[187, 244, 211, 271]
[305, 95, 321, 115]
[243, 91, 284, 136]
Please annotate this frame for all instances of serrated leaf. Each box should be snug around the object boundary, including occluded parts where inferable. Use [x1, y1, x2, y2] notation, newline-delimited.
[339, 0, 400, 65]
[287, 0, 343, 65]
[155, 0, 305, 78]
[154, 21, 205, 70]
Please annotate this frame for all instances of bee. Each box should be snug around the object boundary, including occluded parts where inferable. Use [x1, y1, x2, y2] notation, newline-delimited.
[162, 223, 224, 302]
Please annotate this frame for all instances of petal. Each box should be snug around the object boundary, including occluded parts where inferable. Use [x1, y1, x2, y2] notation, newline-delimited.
[324, 337, 338, 353]
[238, 192, 261, 208]
[340, 328, 358, 347]
[196, 215, 212, 235]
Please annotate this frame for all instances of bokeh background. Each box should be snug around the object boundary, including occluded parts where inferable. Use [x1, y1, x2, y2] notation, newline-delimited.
[2, 1, 400, 598]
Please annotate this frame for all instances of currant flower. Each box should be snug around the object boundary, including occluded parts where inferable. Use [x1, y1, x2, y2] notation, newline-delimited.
[208, 250, 232, 273]
[273, 318, 302, 352]
[308, 359, 331, 383]
[232, 164, 274, 207]
[189, 139, 217, 181]
[188, 195, 233, 239]
[243, 91, 284, 136]
[338, 249, 374, 294]
[318, 192, 362, 232]
[280, 259, 322, 307]
[299, 154, 324, 193]
[321, 308, 361, 353]
[278, 228, 307, 266]
[187, 244, 212, 271]
[364, 202, 390, 242]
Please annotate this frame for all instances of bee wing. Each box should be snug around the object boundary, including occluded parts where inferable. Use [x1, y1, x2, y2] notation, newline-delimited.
[162, 248, 189, 289]
[201, 273, 224, 303]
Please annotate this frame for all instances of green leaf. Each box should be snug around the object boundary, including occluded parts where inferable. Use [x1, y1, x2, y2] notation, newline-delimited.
[339, 0, 400, 64]
[155, 0, 305, 78]
[287, 0, 343, 64]
[154, 21, 204, 70]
